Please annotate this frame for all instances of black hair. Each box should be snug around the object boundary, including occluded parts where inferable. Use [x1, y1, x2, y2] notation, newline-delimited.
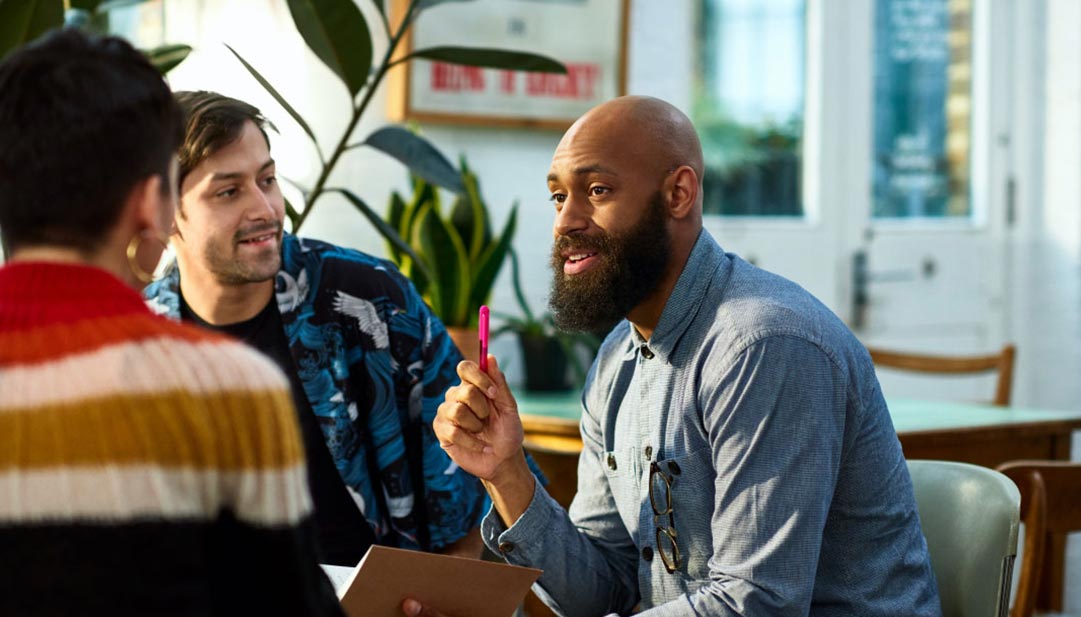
[0, 28, 184, 254]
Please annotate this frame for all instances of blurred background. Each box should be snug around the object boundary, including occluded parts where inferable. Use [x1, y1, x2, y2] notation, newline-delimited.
[3, 0, 1078, 609]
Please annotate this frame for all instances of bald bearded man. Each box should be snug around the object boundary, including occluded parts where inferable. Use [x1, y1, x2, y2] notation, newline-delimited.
[427, 96, 942, 617]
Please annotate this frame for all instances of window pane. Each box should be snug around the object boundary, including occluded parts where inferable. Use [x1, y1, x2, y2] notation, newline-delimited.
[873, 0, 972, 218]
[695, 0, 806, 217]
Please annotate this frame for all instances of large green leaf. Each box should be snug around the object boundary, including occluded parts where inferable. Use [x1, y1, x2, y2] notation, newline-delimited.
[283, 197, 301, 232]
[469, 203, 517, 316]
[414, 204, 470, 326]
[449, 158, 485, 262]
[286, 0, 372, 97]
[331, 187, 431, 281]
[225, 44, 321, 153]
[69, 0, 105, 9]
[145, 43, 190, 74]
[365, 126, 465, 193]
[0, 0, 63, 61]
[385, 191, 406, 265]
[403, 47, 565, 74]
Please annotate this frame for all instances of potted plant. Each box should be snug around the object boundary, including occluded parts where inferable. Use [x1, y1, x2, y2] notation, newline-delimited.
[220, 0, 565, 237]
[493, 249, 600, 391]
[384, 156, 516, 362]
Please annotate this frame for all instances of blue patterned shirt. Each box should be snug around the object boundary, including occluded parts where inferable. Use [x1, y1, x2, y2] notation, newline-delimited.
[146, 234, 485, 551]
[483, 230, 941, 616]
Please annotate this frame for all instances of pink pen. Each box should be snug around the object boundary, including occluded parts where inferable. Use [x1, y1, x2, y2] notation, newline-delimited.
[478, 305, 490, 372]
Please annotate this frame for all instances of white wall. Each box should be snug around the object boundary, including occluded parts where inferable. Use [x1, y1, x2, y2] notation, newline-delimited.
[162, 0, 699, 382]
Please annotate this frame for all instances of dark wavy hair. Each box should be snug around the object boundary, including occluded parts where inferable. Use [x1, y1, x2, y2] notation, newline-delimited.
[0, 28, 184, 254]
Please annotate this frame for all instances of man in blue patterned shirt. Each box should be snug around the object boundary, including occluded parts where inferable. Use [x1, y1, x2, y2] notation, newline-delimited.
[427, 96, 942, 616]
[145, 91, 484, 566]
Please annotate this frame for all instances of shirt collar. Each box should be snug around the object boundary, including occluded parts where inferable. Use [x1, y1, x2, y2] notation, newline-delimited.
[620, 230, 727, 363]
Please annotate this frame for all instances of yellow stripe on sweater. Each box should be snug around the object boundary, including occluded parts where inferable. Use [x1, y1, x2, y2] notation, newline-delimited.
[0, 389, 305, 471]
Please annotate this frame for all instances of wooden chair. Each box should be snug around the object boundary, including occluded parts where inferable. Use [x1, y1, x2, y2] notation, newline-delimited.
[866, 343, 1016, 406]
[996, 461, 1081, 617]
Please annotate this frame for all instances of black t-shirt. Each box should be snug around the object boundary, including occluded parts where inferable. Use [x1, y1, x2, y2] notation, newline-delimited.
[180, 294, 375, 566]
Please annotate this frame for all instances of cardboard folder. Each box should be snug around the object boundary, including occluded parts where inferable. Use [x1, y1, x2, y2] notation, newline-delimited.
[326, 545, 542, 617]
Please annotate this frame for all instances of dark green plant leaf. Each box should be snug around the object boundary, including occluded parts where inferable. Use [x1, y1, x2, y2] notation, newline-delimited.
[0, 0, 63, 61]
[385, 191, 406, 265]
[332, 187, 431, 281]
[284, 197, 301, 232]
[506, 247, 535, 324]
[370, 0, 385, 15]
[287, 0, 372, 97]
[225, 44, 321, 152]
[365, 126, 465, 193]
[414, 204, 470, 326]
[403, 46, 565, 74]
[400, 179, 434, 249]
[69, 0, 104, 9]
[469, 203, 517, 317]
[145, 43, 190, 74]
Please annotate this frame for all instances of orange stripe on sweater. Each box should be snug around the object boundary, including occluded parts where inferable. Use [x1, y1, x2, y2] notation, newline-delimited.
[0, 313, 223, 366]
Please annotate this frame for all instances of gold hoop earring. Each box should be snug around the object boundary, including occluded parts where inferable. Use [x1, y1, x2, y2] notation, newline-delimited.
[126, 231, 167, 284]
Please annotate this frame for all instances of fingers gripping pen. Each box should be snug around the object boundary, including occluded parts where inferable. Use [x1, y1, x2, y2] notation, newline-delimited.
[478, 305, 490, 372]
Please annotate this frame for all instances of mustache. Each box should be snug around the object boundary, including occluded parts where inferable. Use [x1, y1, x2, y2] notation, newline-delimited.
[553, 232, 608, 254]
[233, 222, 282, 243]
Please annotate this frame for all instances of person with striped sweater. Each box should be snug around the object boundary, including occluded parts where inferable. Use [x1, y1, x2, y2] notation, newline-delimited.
[0, 30, 344, 616]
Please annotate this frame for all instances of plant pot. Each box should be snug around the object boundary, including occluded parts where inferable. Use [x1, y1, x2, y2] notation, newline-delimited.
[519, 333, 571, 392]
[446, 327, 481, 366]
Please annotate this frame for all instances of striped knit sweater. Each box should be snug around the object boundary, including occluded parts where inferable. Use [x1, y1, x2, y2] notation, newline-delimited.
[0, 262, 344, 616]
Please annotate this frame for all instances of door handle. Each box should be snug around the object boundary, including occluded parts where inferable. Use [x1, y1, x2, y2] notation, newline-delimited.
[851, 249, 926, 330]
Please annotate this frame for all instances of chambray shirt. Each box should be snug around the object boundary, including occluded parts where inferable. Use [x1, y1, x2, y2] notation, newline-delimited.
[483, 231, 941, 616]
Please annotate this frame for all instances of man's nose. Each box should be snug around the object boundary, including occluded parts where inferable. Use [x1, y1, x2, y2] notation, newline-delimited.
[553, 196, 590, 237]
[246, 183, 278, 219]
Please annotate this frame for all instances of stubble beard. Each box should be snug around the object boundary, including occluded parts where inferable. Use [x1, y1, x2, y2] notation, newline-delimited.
[204, 224, 283, 286]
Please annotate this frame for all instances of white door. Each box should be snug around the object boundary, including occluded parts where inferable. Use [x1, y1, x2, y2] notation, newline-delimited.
[697, 0, 1014, 403]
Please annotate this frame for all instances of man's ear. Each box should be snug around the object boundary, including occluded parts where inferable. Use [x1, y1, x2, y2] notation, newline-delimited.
[664, 165, 699, 220]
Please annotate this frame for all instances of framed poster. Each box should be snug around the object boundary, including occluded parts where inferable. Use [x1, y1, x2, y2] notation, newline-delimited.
[388, 0, 629, 130]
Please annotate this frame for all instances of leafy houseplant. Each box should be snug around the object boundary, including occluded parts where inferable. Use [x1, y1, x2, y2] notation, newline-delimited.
[493, 249, 600, 391]
[385, 156, 516, 332]
[224, 0, 565, 244]
[0, 0, 192, 72]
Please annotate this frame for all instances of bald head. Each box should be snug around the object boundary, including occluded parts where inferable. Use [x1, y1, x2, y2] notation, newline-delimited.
[546, 96, 707, 333]
[560, 96, 704, 194]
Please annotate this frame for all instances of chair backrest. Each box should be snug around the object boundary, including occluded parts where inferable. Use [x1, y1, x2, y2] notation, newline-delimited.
[867, 344, 1016, 406]
[996, 461, 1081, 617]
[908, 460, 1021, 617]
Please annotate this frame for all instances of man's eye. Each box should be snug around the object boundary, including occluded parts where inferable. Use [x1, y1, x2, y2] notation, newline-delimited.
[589, 186, 609, 196]
[262, 175, 277, 187]
[216, 188, 237, 198]
[549, 193, 567, 204]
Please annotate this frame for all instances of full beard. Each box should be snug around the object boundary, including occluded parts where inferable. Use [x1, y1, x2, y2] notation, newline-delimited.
[548, 193, 671, 333]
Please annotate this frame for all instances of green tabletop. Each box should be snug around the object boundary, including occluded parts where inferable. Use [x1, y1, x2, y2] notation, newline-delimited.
[517, 390, 1081, 431]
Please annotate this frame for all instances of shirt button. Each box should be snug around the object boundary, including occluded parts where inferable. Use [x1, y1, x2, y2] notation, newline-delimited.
[644, 446, 653, 460]
[498, 541, 515, 554]
[642, 546, 653, 562]
[641, 345, 654, 360]
[607, 453, 618, 471]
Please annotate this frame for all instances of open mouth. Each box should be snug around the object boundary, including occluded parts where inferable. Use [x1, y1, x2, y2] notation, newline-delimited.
[237, 232, 278, 247]
[564, 251, 599, 275]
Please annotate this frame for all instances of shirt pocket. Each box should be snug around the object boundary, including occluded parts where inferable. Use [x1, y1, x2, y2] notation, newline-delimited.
[602, 448, 642, 534]
[652, 447, 714, 582]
